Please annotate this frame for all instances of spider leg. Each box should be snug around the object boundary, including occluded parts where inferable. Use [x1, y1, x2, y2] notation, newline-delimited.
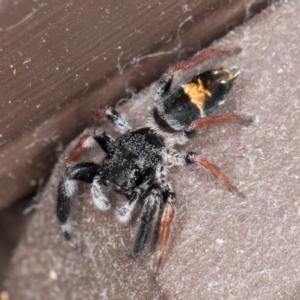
[57, 162, 109, 250]
[187, 114, 252, 131]
[117, 174, 154, 223]
[131, 186, 162, 258]
[67, 128, 114, 164]
[94, 105, 131, 133]
[155, 201, 175, 277]
[156, 48, 241, 100]
[154, 165, 176, 276]
[117, 190, 141, 223]
[167, 149, 244, 199]
[91, 176, 111, 211]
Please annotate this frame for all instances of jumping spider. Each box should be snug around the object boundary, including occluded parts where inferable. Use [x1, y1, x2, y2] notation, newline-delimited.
[57, 48, 249, 276]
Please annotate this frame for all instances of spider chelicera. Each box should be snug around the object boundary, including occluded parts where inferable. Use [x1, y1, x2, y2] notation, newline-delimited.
[57, 48, 249, 276]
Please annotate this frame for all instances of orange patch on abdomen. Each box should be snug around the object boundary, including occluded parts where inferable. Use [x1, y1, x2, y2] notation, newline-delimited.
[182, 79, 211, 110]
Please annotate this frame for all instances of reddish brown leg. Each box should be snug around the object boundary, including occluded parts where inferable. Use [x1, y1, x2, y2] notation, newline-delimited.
[193, 156, 245, 199]
[67, 130, 96, 164]
[67, 128, 114, 165]
[187, 114, 251, 131]
[166, 48, 241, 76]
[155, 202, 176, 277]
[94, 105, 110, 123]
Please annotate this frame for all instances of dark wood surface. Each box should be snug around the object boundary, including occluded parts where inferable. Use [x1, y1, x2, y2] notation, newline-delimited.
[0, 0, 268, 208]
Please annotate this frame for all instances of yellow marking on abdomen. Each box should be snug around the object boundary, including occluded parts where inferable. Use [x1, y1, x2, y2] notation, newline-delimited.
[182, 79, 211, 110]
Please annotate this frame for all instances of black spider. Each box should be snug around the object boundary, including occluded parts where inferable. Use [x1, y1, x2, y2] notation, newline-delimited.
[57, 48, 249, 276]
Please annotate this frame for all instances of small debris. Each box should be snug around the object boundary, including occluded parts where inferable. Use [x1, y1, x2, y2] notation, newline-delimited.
[216, 239, 225, 244]
[49, 270, 57, 281]
[274, 208, 285, 216]
[0, 291, 9, 300]
[232, 214, 247, 225]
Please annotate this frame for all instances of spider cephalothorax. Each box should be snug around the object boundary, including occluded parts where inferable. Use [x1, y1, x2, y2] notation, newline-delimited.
[57, 48, 249, 276]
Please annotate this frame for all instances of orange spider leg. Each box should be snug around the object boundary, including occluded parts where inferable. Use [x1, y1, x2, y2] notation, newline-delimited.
[188, 114, 251, 131]
[67, 129, 98, 165]
[155, 202, 176, 277]
[193, 156, 245, 199]
[94, 105, 110, 123]
[67, 128, 114, 165]
[166, 48, 241, 76]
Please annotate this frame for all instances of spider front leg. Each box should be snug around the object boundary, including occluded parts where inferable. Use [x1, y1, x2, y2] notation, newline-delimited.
[131, 185, 162, 258]
[94, 105, 131, 133]
[117, 172, 154, 223]
[117, 190, 141, 224]
[167, 149, 244, 199]
[57, 162, 109, 250]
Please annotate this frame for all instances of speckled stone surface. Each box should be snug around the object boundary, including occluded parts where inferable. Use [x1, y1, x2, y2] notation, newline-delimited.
[5, 2, 300, 299]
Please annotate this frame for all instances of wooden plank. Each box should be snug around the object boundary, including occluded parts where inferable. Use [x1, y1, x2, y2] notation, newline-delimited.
[0, 0, 268, 208]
